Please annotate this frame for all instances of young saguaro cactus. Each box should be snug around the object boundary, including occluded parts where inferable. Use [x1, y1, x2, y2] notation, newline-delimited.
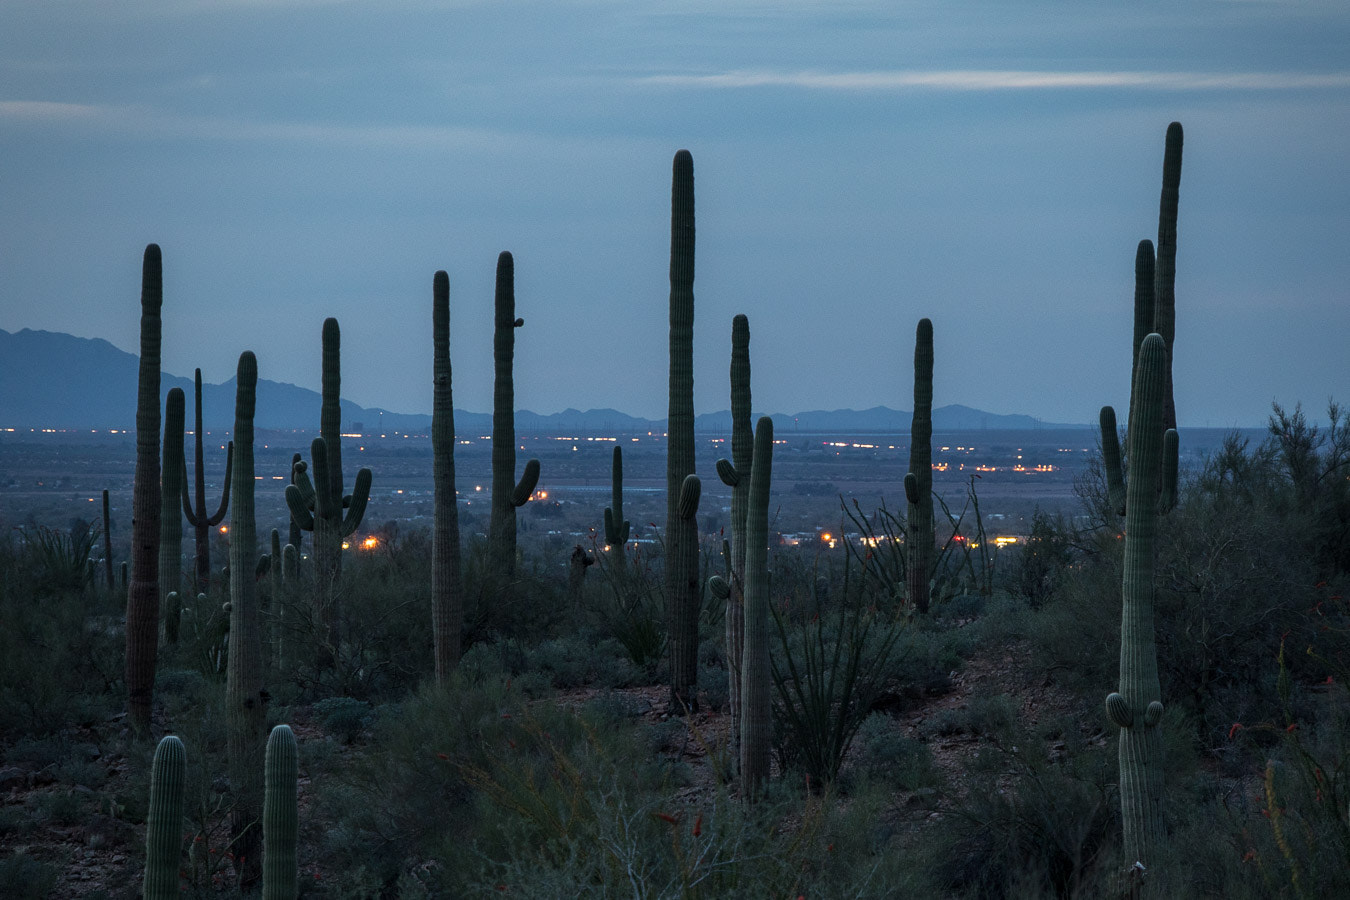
[715, 313, 752, 751]
[1101, 333, 1179, 873]
[666, 149, 702, 712]
[263, 724, 299, 900]
[284, 318, 373, 651]
[182, 368, 233, 595]
[604, 445, 630, 576]
[487, 252, 541, 577]
[161, 387, 186, 643]
[127, 243, 163, 736]
[143, 735, 186, 900]
[739, 416, 774, 800]
[228, 351, 267, 885]
[906, 318, 935, 614]
[432, 269, 465, 680]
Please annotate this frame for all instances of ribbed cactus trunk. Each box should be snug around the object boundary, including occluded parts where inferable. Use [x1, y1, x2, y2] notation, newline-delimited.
[161, 388, 186, 643]
[286, 453, 302, 552]
[488, 252, 540, 577]
[1154, 122, 1183, 434]
[431, 269, 465, 680]
[604, 446, 630, 578]
[1128, 239, 1155, 449]
[739, 416, 773, 799]
[183, 368, 232, 595]
[284, 319, 372, 658]
[126, 243, 163, 736]
[666, 149, 702, 712]
[262, 724, 299, 900]
[1103, 333, 1177, 874]
[716, 314, 752, 753]
[102, 489, 114, 590]
[143, 735, 186, 900]
[227, 351, 266, 887]
[906, 318, 934, 614]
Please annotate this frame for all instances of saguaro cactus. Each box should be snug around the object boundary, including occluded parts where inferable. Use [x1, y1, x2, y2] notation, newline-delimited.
[906, 318, 935, 614]
[102, 489, 114, 590]
[127, 243, 163, 736]
[285, 318, 372, 652]
[487, 252, 541, 577]
[278, 542, 299, 671]
[161, 387, 186, 643]
[1154, 122, 1183, 433]
[432, 269, 465, 680]
[666, 149, 702, 711]
[228, 351, 267, 884]
[143, 735, 186, 900]
[715, 314, 752, 750]
[740, 416, 774, 799]
[263, 724, 299, 900]
[182, 368, 233, 594]
[604, 445, 630, 576]
[1101, 333, 1178, 873]
[286, 453, 302, 551]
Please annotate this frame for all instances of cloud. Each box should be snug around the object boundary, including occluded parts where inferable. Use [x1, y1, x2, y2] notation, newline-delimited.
[637, 69, 1350, 92]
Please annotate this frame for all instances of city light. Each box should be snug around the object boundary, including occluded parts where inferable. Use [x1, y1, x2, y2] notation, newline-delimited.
[361, 536, 379, 551]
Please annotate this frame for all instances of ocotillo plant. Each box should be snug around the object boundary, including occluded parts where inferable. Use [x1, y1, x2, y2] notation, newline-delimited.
[488, 252, 541, 577]
[715, 313, 752, 750]
[143, 735, 186, 900]
[127, 243, 163, 736]
[666, 149, 702, 711]
[285, 318, 372, 652]
[263, 724, 298, 900]
[102, 489, 114, 590]
[182, 368, 232, 594]
[431, 269, 465, 679]
[1101, 333, 1178, 874]
[740, 415, 774, 799]
[604, 445, 629, 577]
[1154, 122, 1183, 433]
[906, 318, 935, 614]
[161, 387, 186, 643]
[228, 351, 267, 885]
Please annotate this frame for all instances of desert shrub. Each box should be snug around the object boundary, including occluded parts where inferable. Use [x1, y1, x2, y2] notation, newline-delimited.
[0, 851, 57, 900]
[313, 696, 373, 743]
[849, 712, 938, 791]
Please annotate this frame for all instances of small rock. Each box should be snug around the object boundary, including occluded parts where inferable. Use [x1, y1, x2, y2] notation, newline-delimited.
[0, 766, 26, 790]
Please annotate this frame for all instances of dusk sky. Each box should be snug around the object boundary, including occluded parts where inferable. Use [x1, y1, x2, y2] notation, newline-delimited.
[2, 1, 1347, 427]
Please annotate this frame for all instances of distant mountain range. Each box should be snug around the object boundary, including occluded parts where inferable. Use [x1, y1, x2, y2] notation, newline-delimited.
[0, 328, 1082, 432]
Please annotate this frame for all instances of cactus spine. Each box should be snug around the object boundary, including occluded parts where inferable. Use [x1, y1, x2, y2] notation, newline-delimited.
[432, 269, 465, 679]
[906, 318, 934, 614]
[263, 724, 299, 900]
[604, 446, 630, 576]
[127, 243, 162, 736]
[666, 149, 702, 711]
[227, 351, 267, 884]
[284, 318, 373, 652]
[161, 387, 186, 643]
[739, 416, 773, 799]
[715, 314, 752, 751]
[143, 734, 186, 900]
[1102, 333, 1178, 872]
[182, 368, 233, 594]
[1154, 122, 1183, 433]
[487, 252, 541, 577]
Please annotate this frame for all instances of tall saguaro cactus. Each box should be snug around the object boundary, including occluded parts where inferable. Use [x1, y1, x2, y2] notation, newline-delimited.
[715, 313, 752, 748]
[285, 318, 372, 651]
[127, 243, 163, 735]
[666, 149, 702, 711]
[432, 269, 465, 679]
[488, 252, 541, 577]
[906, 318, 935, 614]
[1154, 122, 1183, 434]
[143, 735, 186, 900]
[604, 446, 629, 576]
[1101, 333, 1178, 874]
[161, 388, 187, 643]
[102, 489, 114, 590]
[739, 416, 774, 799]
[228, 351, 267, 885]
[263, 724, 299, 900]
[181, 368, 233, 594]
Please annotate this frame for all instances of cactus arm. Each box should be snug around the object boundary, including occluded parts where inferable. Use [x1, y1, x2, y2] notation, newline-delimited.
[143, 735, 187, 899]
[715, 458, 739, 487]
[206, 441, 234, 526]
[678, 473, 701, 521]
[340, 467, 373, 537]
[284, 485, 315, 532]
[510, 458, 540, 508]
[1128, 239, 1156, 448]
[1100, 406, 1127, 516]
[1154, 122, 1183, 433]
[708, 575, 730, 600]
[262, 724, 299, 900]
[1159, 428, 1179, 514]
